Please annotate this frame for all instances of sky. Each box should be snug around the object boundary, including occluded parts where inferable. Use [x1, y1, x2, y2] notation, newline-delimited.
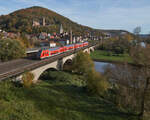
[0, 0, 150, 34]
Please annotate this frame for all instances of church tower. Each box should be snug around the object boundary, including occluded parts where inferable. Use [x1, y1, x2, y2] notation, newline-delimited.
[60, 24, 63, 34]
[70, 29, 73, 44]
[43, 17, 46, 26]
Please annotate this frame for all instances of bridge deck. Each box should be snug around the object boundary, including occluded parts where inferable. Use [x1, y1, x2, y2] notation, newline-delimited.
[0, 59, 39, 74]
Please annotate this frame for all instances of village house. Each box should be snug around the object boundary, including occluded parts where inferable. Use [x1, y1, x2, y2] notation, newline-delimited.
[39, 40, 57, 48]
[32, 20, 40, 27]
[39, 32, 48, 40]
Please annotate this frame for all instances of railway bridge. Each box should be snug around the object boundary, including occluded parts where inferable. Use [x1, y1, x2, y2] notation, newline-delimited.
[0, 45, 95, 82]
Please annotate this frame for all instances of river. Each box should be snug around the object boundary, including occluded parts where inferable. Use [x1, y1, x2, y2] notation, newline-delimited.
[94, 61, 111, 73]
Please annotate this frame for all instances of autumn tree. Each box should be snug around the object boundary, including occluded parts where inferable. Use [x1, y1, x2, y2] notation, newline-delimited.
[104, 64, 143, 111]
[72, 51, 94, 75]
[0, 33, 3, 39]
[22, 72, 34, 88]
[18, 33, 32, 48]
[123, 34, 134, 42]
[99, 37, 131, 54]
[130, 46, 150, 120]
[87, 69, 109, 96]
[0, 38, 26, 61]
[72, 51, 109, 96]
[105, 45, 150, 119]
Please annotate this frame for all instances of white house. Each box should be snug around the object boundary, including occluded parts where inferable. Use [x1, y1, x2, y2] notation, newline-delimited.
[50, 41, 56, 48]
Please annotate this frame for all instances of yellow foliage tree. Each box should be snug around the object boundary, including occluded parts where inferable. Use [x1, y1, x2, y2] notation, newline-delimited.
[72, 51, 94, 74]
[72, 51, 110, 96]
[22, 72, 34, 88]
[123, 34, 134, 42]
[87, 70, 110, 96]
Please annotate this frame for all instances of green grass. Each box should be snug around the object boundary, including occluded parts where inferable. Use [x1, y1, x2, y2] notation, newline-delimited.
[0, 71, 137, 120]
[91, 50, 133, 63]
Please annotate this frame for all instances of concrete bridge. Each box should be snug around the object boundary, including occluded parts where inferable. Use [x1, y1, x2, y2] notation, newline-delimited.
[0, 45, 95, 82]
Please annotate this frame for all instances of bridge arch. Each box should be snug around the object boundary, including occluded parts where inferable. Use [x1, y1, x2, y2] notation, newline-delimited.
[39, 67, 58, 80]
[31, 55, 75, 82]
[31, 61, 58, 82]
[89, 47, 95, 53]
[83, 49, 90, 54]
[63, 59, 73, 71]
[62, 54, 74, 71]
[62, 54, 74, 65]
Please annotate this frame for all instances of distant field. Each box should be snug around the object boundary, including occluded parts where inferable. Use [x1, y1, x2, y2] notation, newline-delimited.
[0, 71, 137, 120]
[91, 50, 133, 63]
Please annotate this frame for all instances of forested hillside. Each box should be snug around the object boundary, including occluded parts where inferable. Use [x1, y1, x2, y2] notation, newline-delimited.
[0, 6, 98, 35]
[0, 6, 128, 36]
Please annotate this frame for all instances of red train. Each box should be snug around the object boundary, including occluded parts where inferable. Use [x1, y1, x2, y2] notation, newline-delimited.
[37, 42, 89, 59]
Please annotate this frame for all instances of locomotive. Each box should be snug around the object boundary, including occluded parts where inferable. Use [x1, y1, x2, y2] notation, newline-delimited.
[36, 42, 89, 59]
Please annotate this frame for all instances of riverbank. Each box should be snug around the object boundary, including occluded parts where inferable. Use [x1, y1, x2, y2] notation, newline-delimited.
[91, 50, 133, 64]
[0, 71, 137, 120]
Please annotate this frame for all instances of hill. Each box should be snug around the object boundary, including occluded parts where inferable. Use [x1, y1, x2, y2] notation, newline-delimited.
[0, 6, 129, 36]
[0, 6, 97, 35]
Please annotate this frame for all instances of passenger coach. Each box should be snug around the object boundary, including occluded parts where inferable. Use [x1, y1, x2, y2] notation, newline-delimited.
[37, 42, 89, 59]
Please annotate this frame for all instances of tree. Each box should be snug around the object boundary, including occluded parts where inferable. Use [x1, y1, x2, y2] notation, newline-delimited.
[19, 33, 32, 48]
[123, 34, 134, 42]
[105, 46, 150, 119]
[72, 51, 109, 96]
[87, 69, 109, 96]
[22, 72, 34, 88]
[0, 38, 26, 61]
[72, 51, 94, 75]
[103, 45, 150, 120]
[0, 33, 3, 39]
[99, 37, 131, 54]
[130, 46, 150, 120]
[104, 64, 143, 111]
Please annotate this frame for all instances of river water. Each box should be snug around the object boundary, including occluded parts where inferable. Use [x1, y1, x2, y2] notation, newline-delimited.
[94, 61, 111, 73]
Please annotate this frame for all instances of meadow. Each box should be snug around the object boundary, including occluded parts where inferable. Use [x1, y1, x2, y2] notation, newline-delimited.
[0, 70, 137, 120]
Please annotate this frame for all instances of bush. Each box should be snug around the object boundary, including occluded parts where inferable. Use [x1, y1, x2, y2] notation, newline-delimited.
[106, 51, 112, 56]
[0, 38, 26, 61]
[22, 72, 34, 88]
[72, 51, 94, 75]
[72, 51, 110, 96]
[86, 70, 110, 96]
[98, 38, 131, 54]
[40, 70, 86, 86]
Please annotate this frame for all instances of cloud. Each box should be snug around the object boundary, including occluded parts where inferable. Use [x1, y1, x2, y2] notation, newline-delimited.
[58, 1, 150, 33]
[0, 6, 12, 15]
[91, 6, 150, 33]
